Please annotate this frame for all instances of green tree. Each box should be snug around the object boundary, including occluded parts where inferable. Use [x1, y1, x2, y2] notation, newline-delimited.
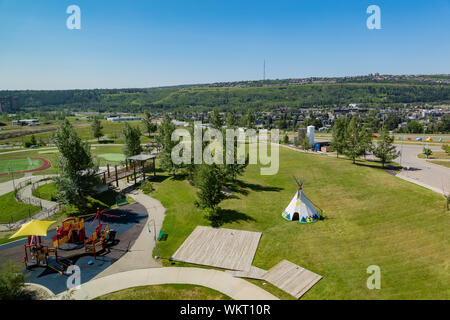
[53, 119, 98, 209]
[407, 121, 424, 134]
[30, 134, 37, 146]
[142, 110, 157, 138]
[331, 117, 348, 158]
[302, 138, 310, 151]
[246, 110, 256, 129]
[123, 123, 143, 157]
[195, 164, 226, 216]
[156, 114, 178, 174]
[423, 147, 433, 159]
[211, 109, 223, 129]
[343, 118, 371, 164]
[225, 112, 235, 128]
[91, 118, 103, 141]
[372, 129, 400, 167]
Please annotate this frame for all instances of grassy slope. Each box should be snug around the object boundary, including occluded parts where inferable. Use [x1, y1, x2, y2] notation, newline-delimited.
[0, 191, 41, 223]
[32, 182, 57, 201]
[428, 160, 450, 168]
[95, 284, 231, 300]
[151, 147, 450, 300]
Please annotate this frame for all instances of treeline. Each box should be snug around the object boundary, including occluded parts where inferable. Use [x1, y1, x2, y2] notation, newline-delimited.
[1, 83, 449, 113]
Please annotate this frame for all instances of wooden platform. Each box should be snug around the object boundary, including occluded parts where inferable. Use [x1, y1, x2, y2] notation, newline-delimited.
[263, 260, 322, 299]
[227, 266, 268, 280]
[171, 226, 262, 272]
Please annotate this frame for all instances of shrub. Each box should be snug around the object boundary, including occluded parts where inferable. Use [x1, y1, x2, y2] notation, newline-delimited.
[140, 180, 154, 194]
[0, 261, 26, 300]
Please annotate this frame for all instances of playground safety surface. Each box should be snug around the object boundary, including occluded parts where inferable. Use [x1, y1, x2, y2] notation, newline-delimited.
[0, 202, 148, 294]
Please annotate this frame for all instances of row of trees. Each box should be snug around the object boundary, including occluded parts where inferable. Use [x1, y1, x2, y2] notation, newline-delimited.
[331, 117, 399, 167]
[156, 114, 249, 226]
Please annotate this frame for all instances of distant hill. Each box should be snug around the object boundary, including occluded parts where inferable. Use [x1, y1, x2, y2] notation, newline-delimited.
[1, 74, 449, 113]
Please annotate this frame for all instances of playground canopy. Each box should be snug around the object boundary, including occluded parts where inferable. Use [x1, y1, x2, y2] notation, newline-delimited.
[10, 220, 55, 239]
[282, 186, 320, 224]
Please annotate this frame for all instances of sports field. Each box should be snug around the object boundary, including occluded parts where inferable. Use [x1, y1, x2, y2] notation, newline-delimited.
[0, 158, 43, 174]
[97, 153, 126, 162]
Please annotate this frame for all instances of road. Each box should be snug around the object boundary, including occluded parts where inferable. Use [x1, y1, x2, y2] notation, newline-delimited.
[395, 143, 450, 195]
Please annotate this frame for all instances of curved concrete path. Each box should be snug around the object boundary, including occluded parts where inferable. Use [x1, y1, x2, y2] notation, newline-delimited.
[56, 267, 279, 300]
[93, 191, 165, 279]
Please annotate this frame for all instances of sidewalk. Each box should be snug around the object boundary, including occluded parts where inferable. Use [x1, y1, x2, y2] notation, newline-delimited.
[56, 267, 279, 300]
[93, 191, 166, 279]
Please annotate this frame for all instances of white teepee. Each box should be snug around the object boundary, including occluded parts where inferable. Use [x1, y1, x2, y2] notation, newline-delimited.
[282, 181, 320, 223]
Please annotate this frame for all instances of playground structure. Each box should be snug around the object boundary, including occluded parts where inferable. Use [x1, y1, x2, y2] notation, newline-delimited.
[13, 208, 117, 274]
[99, 154, 157, 187]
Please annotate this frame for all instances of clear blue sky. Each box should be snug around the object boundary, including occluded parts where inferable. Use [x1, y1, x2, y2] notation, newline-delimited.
[1, 0, 449, 90]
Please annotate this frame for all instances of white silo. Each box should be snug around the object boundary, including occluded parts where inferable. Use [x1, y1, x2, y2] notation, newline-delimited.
[307, 126, 315, 146]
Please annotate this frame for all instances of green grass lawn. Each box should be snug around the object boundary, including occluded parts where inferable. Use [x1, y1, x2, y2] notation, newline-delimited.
[150, 147, 450, 300]
[32, 182, 57, 201]
[0, 191, 41, 224]
[418, 152, 450, 160]
[0, 158, 43, 174]
[95, 284, 232, 300]
[428, 160, 450, 168]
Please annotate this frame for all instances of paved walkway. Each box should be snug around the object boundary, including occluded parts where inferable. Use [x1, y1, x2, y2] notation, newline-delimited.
[55, 267, 279, 300]
[93, 191, 165, 278]
[395, 144, 450, 195]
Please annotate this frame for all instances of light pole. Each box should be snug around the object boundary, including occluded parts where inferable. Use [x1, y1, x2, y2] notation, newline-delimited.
[9, 166, 16, 194]
[148, 219, 158, 259]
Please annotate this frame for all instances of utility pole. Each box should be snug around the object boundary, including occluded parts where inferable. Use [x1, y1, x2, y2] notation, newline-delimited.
[263, 60, 266, 81]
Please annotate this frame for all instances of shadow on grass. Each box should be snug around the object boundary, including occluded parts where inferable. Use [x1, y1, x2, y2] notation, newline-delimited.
[210, 208, 256, 227]
[227, 179, 283, 196]
[149, 175, 170, 183]
[354, 160, 402, 171]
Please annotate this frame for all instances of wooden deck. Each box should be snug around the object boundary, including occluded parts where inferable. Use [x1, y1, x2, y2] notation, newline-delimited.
[227, 266, 268, 280]
[171, 226, 262, 272]
[262, 260, 322, 299]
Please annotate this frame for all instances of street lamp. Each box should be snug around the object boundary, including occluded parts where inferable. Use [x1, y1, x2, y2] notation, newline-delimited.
[8, 166, 16, 194]
[148, 219, 158, 259]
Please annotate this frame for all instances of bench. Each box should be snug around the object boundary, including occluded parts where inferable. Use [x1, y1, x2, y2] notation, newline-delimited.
[157, 229, 165, 241]
[116, 198, 129, 206]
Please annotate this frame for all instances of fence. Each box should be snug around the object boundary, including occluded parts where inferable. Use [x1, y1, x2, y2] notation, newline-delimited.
[0, 177, 61, 231]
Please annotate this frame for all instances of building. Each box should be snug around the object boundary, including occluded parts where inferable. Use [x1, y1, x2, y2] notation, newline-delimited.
[106, 116, 141, 122]
[12, 119, 40, 126]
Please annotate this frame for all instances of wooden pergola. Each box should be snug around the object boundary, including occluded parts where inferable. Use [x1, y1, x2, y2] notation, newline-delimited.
[101, 154, 156, 187]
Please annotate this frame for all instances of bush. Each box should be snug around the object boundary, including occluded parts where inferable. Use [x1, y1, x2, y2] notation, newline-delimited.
[0, 261, 26, 300]
[423, 147, 433, 157]
[140, 180, 154, 194]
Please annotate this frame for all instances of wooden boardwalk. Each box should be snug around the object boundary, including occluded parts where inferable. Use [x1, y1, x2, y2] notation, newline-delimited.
[172, 226, 262, 272]
[228, 266, 268, 280]
[262, 260, 322, 299]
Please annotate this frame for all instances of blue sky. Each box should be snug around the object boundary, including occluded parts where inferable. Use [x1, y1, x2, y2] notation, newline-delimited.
[0, 0, 449, 90]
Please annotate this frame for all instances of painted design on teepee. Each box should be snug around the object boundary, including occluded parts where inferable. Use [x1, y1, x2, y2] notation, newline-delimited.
[281, 178, 320, 224]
